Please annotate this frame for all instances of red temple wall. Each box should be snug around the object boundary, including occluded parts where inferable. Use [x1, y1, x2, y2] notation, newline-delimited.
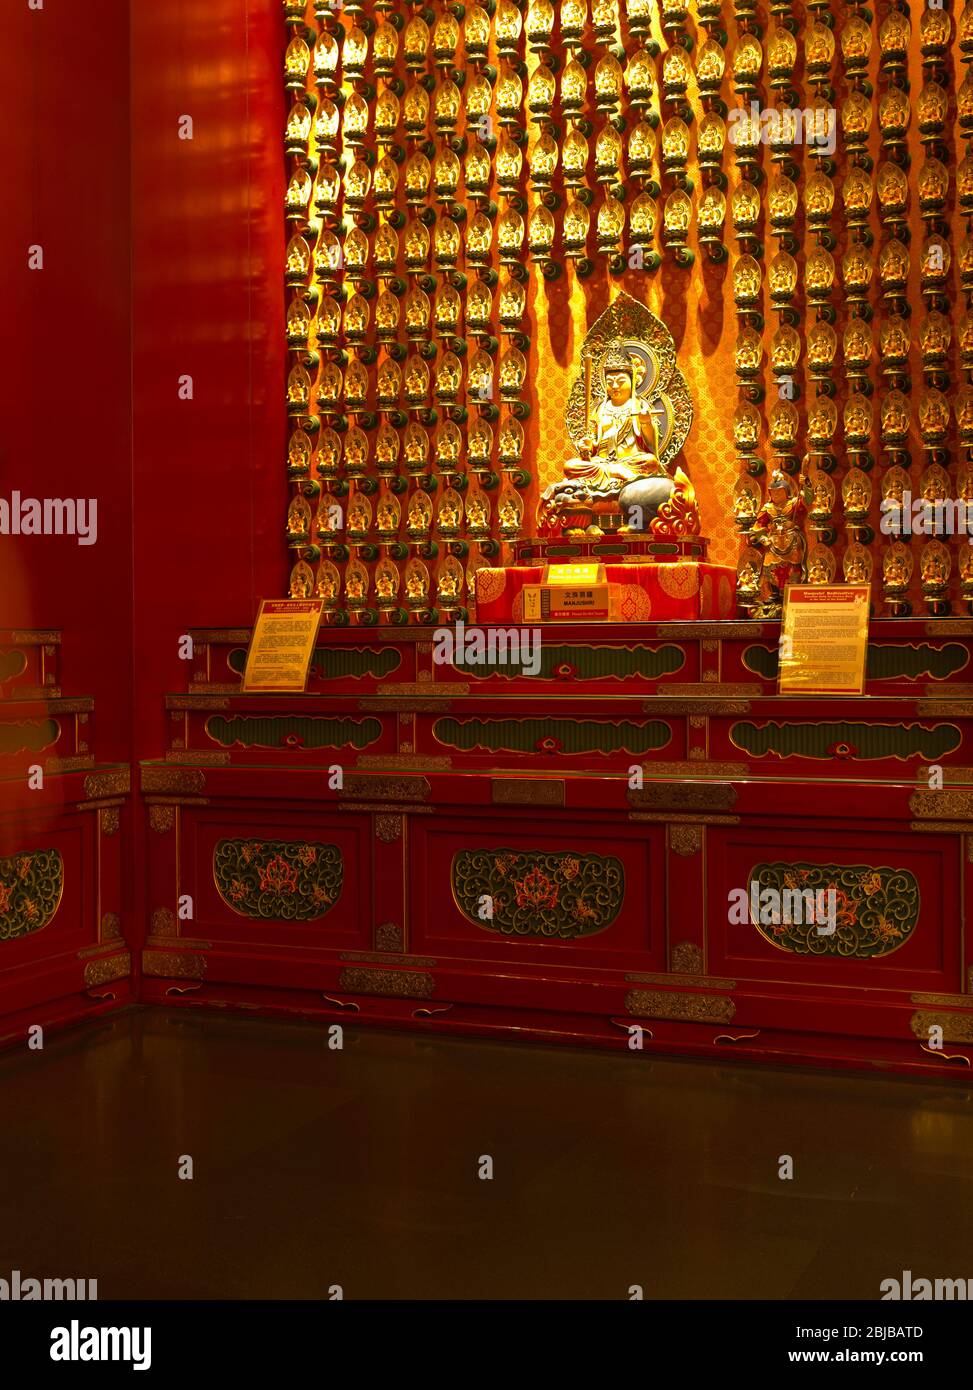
[0, 0, 133, 762]
[131, 0, 288, 758]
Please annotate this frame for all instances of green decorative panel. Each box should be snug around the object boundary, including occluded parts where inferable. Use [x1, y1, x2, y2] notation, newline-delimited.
[214, 839, 343, 921]
[742, 642, 969, 682]
[741, 645, 779, 679]
[0, 650, 28, 683]
[730, 721, 960, 761]
[228, 647, 401, 681]
[452, 848, 624, 940]
[0, 849, 63, 942]
[434, 717, 671, 755]
[452, 643, 686, 682]
[749, 863, 919, 959]
[206, 715, 382, 750]
[0, 720, 60, 756]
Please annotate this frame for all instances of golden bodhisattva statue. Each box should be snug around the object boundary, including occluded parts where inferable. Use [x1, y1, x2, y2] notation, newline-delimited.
[534, 296, 699, 545]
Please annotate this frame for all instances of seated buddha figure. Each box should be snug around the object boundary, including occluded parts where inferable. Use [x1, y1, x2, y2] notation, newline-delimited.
[538, 338, 695, 539]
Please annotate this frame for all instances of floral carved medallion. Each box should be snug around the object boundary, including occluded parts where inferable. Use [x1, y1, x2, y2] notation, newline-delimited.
[0, 849, 64, 943]
[452, 848, 624, 940]
[214, 839, 343, 922]
[748, 862, 920, 959]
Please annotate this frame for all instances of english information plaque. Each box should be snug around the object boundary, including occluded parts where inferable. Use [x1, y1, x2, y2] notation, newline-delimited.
[779, 585, 870, 696]
[242, 599, 324, 692]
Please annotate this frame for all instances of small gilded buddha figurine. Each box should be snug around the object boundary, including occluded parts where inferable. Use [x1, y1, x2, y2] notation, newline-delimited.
[539, 340, 682, 536]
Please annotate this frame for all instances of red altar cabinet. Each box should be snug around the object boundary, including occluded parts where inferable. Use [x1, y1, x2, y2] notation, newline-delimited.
[140, 617, 973, 1077]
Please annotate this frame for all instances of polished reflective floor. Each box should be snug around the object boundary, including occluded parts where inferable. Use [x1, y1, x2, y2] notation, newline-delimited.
[0, 1008, 971, 1300]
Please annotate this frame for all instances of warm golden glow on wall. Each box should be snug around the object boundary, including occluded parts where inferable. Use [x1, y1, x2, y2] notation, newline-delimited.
[282, 0, 973, 620]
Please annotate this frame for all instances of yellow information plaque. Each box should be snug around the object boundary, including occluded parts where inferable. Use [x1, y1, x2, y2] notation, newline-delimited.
[779, 585, 870, 696]
[242, 599, 324, 692]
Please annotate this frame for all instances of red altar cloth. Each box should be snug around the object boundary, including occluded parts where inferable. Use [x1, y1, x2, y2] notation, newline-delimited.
[474, 562, 738, 623]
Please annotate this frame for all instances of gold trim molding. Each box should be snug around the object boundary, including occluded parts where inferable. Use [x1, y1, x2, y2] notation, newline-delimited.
[625, 989, 736, 1023]
[142, 950, 207, 980]
[492, 778, 565, 807]
[911, 1010, 973, 1044]
[356, 754, 453, 769]
[375, 813, 402, 843]
[668, 824, 703, 856]
[337, 967, 434, 1000]
[149, 806, 176, 834]
[84, 953, 131, 988]
[339, 774, 431, 802]
[142, 767, 206, 794]
[909, 790, 973, 820]
[629, 783, 737, 811]
[627, 971, 736, 990]
[83, 769, 131, 799]
[164, 750, 231, 766]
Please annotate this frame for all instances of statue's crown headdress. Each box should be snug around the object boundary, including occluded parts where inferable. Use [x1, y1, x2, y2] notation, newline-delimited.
[602, 340, 633, 375]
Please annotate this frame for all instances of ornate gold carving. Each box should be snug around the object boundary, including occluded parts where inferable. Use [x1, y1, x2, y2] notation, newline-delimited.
[375, 814, 403, 843]
[142, 950, 207, 980]
[83, 769, 131, 799]
[142, 767, 206, 794]
[664, 683, 762, 697]
[150, 908, 177, 936]
[917, 702, 973, 716]
[910, 1011, 973, 1044]
[359, 698, 454, 712]
[643, 700, 751, 715]
[356, 754, 453, 769]
[8, 629, 60, 644]
[45, 756, 94, 772]
[912, 992, 973, 1007]
[629, 783, 737, 811]
[627, 970, 736, 989]
[492, 779, 565, 807]
[909, 790, 973, 820]
[339, 774, 431, 802]
[376, 682, 468, 697]
[341, 951, 436, 966]
[911, 821, 973, 834]
[625, 989, 736, 1023]
[340, 801, 432, 816]
[164, 750, 231, 766]
[661, 623, 765, 640]
[925, 621, 973, 635]
[149, 806, 176, 834]
[84, 953, 131, 987]
[375, 921, 404, 952]
[48, 697, 94, 714]
[668, 825, 703, 857]
[670, 941, 704, 973]
[188, 628, 252, 644]
[337, 967, 435, 1000]
[101, 807, 121, 837]
[648, 760, 748, 778]
[167, 695, 231, 710]
[101, 913, 122, 941]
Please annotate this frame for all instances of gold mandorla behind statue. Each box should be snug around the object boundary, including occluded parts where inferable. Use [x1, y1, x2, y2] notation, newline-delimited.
[535, 292, 701, 549]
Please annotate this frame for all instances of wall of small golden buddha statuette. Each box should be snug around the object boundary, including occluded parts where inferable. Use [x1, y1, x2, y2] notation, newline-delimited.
[284, 1, 973, 621]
